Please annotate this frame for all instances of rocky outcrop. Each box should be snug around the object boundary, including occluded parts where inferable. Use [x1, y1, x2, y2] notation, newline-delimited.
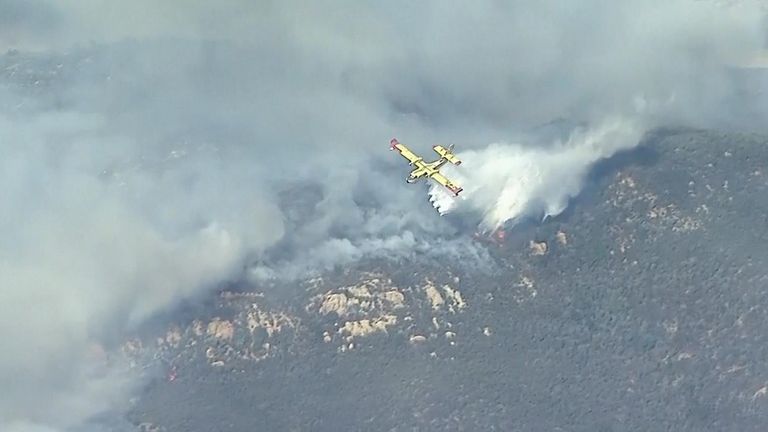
[122, 290, 300, 370]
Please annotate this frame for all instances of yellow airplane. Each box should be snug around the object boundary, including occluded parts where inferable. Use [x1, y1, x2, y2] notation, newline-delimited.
[390, 138, 463, 196]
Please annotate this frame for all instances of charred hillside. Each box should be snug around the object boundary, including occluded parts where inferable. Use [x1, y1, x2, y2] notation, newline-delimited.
[126, 127, 768, 431]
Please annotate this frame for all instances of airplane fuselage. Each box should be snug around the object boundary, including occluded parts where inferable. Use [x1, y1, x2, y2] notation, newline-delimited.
[390, 138, 463, 196]
[406, 159, 448, 183]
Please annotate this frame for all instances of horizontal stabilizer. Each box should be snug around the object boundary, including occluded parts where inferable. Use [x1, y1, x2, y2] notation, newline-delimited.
[433, 145, 461, 165]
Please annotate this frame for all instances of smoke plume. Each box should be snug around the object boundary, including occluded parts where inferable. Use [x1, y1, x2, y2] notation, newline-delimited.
[0, 1, 765, 430]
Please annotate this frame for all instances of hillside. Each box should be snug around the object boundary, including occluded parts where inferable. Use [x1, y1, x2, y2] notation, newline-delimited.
[126, 127, 768, 431]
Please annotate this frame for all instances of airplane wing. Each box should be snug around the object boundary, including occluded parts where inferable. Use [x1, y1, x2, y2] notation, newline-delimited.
[432, 145, 462, 165]
[430, 171, 463, 196]
[390, 138, 422, 164]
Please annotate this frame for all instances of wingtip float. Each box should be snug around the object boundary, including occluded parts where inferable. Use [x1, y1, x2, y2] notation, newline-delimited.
[390, 138, 463, 196]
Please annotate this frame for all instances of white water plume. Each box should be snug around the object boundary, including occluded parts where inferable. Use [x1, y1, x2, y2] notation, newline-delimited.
[429, 117, 644, 231]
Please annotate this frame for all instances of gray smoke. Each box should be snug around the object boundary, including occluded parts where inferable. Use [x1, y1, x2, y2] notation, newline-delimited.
[0, 1, 766, 430]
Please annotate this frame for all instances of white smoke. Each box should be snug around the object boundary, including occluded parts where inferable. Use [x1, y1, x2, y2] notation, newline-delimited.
[0, 1, 766, 431]
[429, 117, 645, 230]
[0, 109, 286, 430]
[249, 230, 495, 283]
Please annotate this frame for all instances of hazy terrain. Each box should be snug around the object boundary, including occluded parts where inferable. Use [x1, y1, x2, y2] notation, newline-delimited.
[1, 1, 768, 431]
[126, 127, 768, 431]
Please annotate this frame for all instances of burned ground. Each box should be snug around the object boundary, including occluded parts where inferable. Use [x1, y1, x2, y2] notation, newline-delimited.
[124, 127, 768, 431]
